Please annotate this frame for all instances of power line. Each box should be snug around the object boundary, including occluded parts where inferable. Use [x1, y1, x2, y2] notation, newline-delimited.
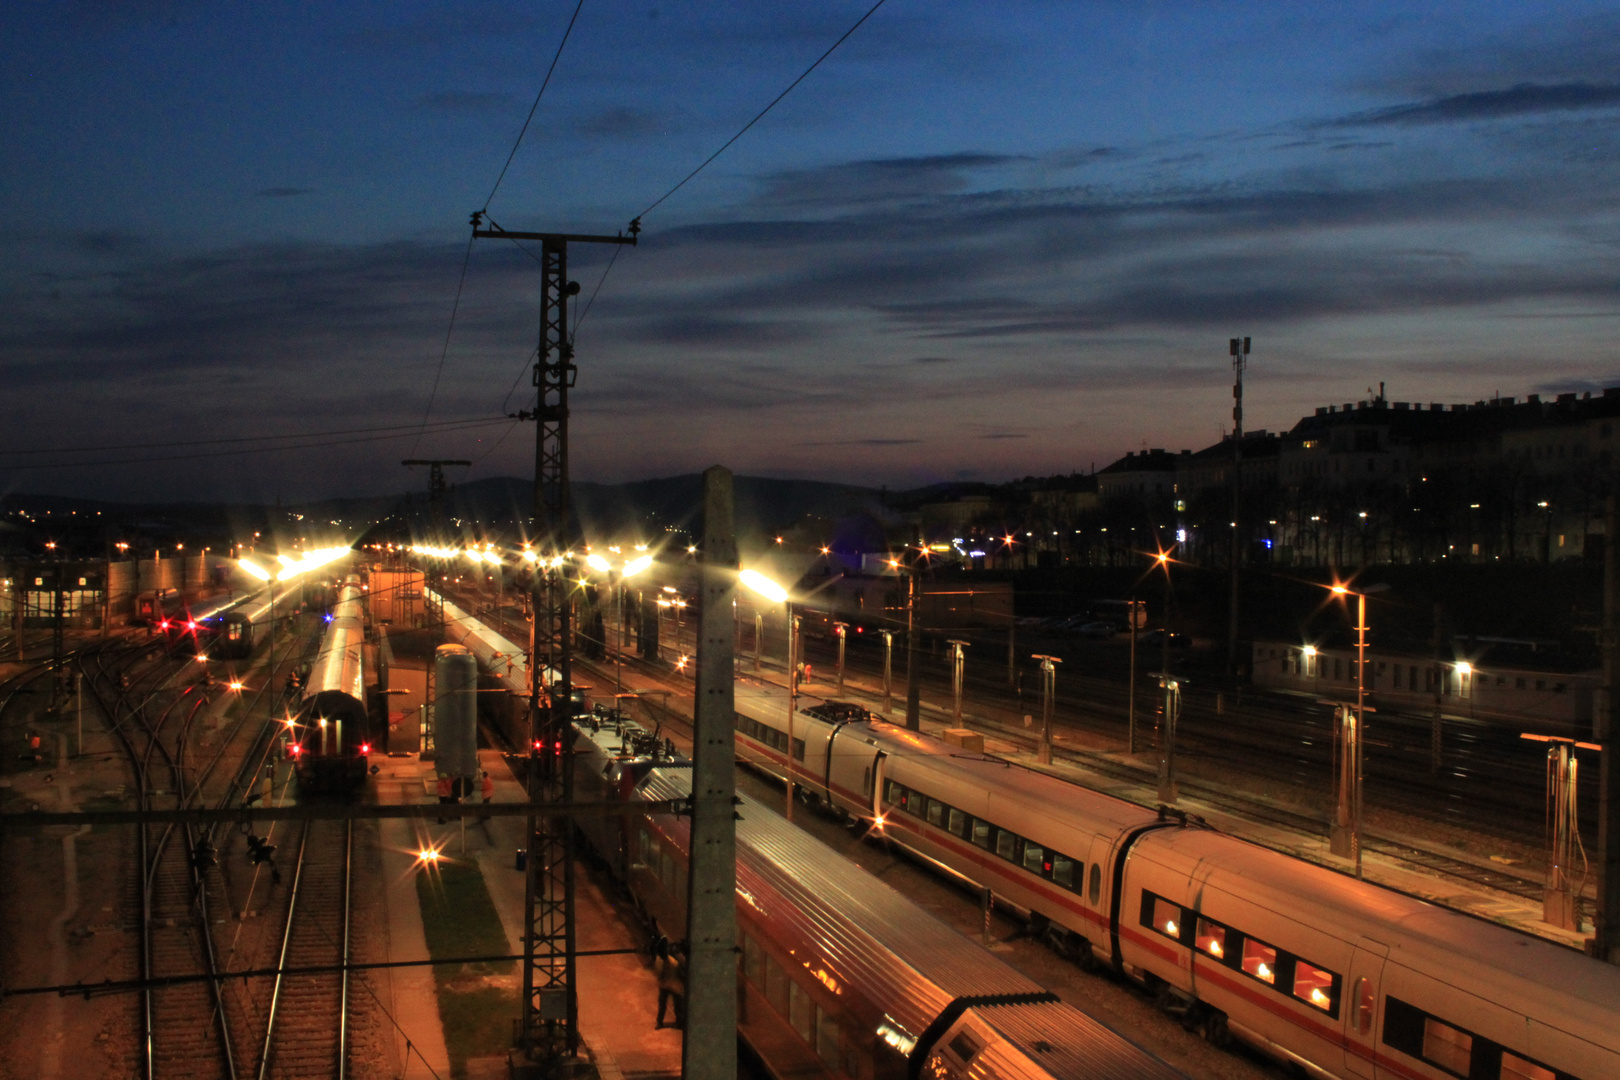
[637, 0, 890, 219]
[483, 0, 588, 212]
[571, 243, 624, 343]
[407, 228, 478, 459]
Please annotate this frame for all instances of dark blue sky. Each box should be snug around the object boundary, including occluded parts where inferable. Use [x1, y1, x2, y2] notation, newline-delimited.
[5, 1, 1619, 502]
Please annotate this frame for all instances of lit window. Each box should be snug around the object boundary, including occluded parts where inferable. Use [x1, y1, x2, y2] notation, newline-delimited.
[1152, 897, 1183, 940]
[1500, 1051, 1555, 1080]
[1022, 843, 1044, 873]
[927, 799, 945, 826]
[1195, 918, 1226, 959]
[1243, 938, 1277, 983]
[1051, 855, 1075, 889]
[948, 809, 967, 837]
[972, 820, 992, 849]
[1422, 1018, 1472, 1075]
[996, 830, 1018, 861]
[1293, 961, 1336, 1013]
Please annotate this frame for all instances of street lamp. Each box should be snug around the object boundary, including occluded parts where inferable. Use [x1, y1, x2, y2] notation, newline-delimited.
[739, 568, 800, 821]
[1032, 654, 1061, 764]
[1327, 581, 1390, 879]
[947, 639, 970, 723]
[879, 630, 894, 713]
[833, 622, 848, 697]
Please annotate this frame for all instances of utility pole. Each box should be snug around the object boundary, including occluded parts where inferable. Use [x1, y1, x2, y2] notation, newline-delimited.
[401, 459, 472, 544]
[904, 564, 921, 731]
[1228, 336, 1249, 677]
[1594, 493, 1620, 963]
[685, 466, 738, 1079]
[1430, 603, 1445, 773]
[473, 213, 638, 1063]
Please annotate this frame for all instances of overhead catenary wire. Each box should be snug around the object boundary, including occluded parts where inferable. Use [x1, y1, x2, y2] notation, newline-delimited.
[636, 0, 890, 220]
[407, 229, 478, 459]
[483, 0, 588, 213]
[414, 1, 586, 457]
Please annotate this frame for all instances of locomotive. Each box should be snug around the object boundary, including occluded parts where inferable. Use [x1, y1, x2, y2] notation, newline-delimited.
[289, 574, 373, 791]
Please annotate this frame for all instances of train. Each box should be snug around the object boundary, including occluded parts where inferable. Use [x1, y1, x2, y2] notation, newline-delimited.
[569, 712, 1189, 1080]
[732, 701, 1620, 1080]
[290, 574, 373, 791]
[158, 588, 275, 660]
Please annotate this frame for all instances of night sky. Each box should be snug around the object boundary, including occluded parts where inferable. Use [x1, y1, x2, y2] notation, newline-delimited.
[4, 1, 1619, 503]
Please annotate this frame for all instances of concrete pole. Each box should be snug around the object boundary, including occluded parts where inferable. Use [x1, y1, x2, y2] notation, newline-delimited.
[948, 640, 969, 723]
[1157, 677, 1180, 804]
[753, 612, 762, 673]
[1034, 654, 1060, 764]
[786, 608, 799, 822]
[904, 569, 921, 731]
[1128, 598, 1139, 754]
[1354, 592, 1367, 878]
[1594, 493, 1620, 962]
[683, 466, 738, 1080]
[834, 622, 847, 697]
[881, 631, 893, 713]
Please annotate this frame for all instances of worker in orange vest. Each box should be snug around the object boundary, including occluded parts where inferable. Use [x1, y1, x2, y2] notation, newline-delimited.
[436, 773, 453, 824]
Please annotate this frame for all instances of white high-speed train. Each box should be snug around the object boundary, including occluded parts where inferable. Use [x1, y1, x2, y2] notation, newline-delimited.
[734, 701, 1620, 1080]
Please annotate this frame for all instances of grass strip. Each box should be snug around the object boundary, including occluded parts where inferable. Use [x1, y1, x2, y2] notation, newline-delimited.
[416, 856, 519, 1077]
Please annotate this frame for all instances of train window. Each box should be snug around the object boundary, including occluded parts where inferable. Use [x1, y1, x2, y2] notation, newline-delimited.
[815, 1005, 840, 1069]
[659, 850, 675, 888]
[926, 799, 945, 826]
[792, 737, 805, 762]
[948, 809, 967, 837]
[1499, 1051, 1555, 1080]
[886, 780, 903, 805]
[1352, 977, 1373, 1035]
[972, 819, 992, 849]
[1144, 895, 1184, 941]
[1194, 918, 1227, 960]
[1051, 855, 1075, 889]
[908, 793, 928, 818]
[1022, 842, 1044, 873]
[766, 955, 790, 1016]
[995, 829, 1019, 861]
[1242, 938, 1277, 983]
[789, 981, 813, 1042]
[1292, 960, 1337, 1014]
[1089, 864, 1101, 903]
[1421, 1017, 1472, 1076]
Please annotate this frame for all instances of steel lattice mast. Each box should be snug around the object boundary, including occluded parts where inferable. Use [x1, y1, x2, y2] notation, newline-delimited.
[471, 214, 637, 1065]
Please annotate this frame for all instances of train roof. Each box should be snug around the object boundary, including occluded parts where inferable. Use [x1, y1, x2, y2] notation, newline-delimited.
[855, 719, 1157, 834]
[959, 1000, 1186, 1080]
[638, 765, 1047, 1046]
[1143, 826, 1620, 1041]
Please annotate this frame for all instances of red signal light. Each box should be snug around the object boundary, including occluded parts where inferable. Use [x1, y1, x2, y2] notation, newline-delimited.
[288, 743, 303, 757]
[159, 620, 170, 630]
[359, 742, 371, 755]
[188, 621, 197, 630]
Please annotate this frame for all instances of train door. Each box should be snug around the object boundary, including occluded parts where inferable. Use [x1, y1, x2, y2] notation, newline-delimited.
[1343, 937, 1387, 1079]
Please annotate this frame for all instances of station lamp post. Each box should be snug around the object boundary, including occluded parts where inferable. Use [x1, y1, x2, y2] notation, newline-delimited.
[585, 553, 653, 691]
[740, 569, 800, 821]
[1033, 654, 1061, 764]
[834, 622, 848, 697]
[1326, 581, 1390, 880]
[947, 639, 970, 723]
[880, 630, 894, 713]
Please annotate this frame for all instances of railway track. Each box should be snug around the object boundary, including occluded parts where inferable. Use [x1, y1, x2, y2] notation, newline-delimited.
[255, 818, 353, 1080]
